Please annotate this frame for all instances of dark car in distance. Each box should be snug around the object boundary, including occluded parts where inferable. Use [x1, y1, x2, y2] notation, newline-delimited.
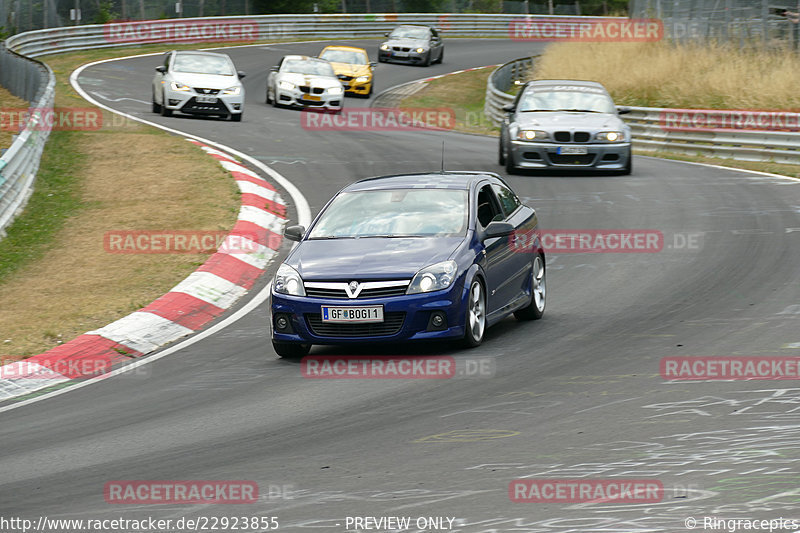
[378, 25, 444, 66]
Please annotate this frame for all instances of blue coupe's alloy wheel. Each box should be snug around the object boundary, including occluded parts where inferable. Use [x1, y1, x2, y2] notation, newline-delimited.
[468, 281, 486, 343]
[533, 255, 546, 312]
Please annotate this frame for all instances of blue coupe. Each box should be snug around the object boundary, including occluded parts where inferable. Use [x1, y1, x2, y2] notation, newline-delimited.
[270, 171, 546, 358]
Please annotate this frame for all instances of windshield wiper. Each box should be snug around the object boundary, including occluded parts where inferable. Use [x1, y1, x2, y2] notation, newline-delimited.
[555, 109, 601, 113]
[358, 234, 426, 239]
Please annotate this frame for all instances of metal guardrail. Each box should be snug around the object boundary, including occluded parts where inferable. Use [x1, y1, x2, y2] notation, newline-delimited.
[5, 13, 627, 57]
[0, 42, 56, 239]
[483, 56, 534, 125]
[484, 56, 800, 165]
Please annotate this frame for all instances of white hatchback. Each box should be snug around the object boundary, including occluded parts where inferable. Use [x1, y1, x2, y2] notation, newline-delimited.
[152, 50, 245, 122]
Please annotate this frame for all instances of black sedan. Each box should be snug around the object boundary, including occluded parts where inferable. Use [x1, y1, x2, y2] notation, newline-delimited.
[270, 171, 546, 357]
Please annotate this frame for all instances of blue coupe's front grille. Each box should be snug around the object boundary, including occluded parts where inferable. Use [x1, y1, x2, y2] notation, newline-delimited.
[305, 312, 405, 337]
[304, 286, 408, 299]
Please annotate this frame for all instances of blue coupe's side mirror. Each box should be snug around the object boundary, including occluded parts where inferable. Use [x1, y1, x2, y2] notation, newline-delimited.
[284, 225, 306, 242]
[482, 221, 515, 240]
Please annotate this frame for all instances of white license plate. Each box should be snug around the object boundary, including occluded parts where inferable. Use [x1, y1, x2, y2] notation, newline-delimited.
[393, 51, 409, 57]
[195, 96, 218, 103]
[557, 146, 588, 155]
[322, 305, 384, 323]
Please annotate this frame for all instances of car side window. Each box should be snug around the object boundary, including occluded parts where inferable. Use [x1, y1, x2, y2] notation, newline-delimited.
[476, 185, 504, 228]
[431, 28, 439, 39]
[492, 184, 521, 217]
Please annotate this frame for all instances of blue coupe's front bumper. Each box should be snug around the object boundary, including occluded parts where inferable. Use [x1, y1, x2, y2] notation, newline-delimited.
[271, 283, 467, 345]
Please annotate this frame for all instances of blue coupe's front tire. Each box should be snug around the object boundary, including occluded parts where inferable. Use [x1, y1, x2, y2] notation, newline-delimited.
[273, 341, 311, 359]
[514, 254, 546, 321]
[462, 278, 486, 348]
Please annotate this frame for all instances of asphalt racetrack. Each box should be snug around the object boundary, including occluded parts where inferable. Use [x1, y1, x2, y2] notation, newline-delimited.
[1, 38, 800, 532]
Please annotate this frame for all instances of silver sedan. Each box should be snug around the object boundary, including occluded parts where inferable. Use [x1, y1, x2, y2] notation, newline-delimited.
[499, 80, 632, 174]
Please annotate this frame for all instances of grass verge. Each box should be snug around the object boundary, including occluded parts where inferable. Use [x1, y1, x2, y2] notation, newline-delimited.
[0, 46, 243, 359]
[400, 42, 800, 179]
[533, 41, 800, 109]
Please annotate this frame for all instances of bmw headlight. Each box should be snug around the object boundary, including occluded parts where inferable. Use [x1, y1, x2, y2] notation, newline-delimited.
[380, 44, 390, 51]
[517, 129, 549, 141]
[279, 81, 296, 90]
[222, 86, 241, 95]
[355, 76, 369, 83]
[328, 86, 344, 95]
[416, 47, 426, 53]
[596, 131, 625, 142]
[407, 260, 457, 294]
[274, 264, 305, 296]
[170, 82, 191, 92]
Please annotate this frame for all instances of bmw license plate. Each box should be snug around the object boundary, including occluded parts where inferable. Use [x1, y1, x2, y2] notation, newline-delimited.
[393, 51, 409, 57]
[557, 146, 588, 155]
[195, 96, 218, 103]
[322, 305, 384, 323]
[304, 94, 322, 102]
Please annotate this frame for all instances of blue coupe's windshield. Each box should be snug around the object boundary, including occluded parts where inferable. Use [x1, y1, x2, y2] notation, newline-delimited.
[308, 189, 468, 239]
[518, 88, 616, 114]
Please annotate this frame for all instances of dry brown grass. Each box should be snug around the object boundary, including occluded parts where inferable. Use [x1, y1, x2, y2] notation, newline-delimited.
[0, 53, 239, 358]
[0, 87, 28, 150]
[534, 41, 800, 109]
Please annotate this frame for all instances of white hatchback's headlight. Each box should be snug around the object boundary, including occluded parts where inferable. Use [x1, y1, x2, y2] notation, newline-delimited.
[416, 47, 426, 53]
[596, 131, 625, 142]
[328, 86, 344, 95]
[274, 264, 305, 296]
[222, 86, 241, 95]
[279, 81, 295, 90]
[170, 82, 191, 92]
[517, 129, 549, 141]
[407, 260, 457, 294]
[355, 76, 369, 83]
[380, 44, 390, 50]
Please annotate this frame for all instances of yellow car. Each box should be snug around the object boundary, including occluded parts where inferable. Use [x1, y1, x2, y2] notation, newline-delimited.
[318, 45, 375, 98]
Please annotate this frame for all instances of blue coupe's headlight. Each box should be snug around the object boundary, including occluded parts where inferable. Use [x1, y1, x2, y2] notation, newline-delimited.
[407, 260, 457, 294]
[274, 263, 305, 296]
